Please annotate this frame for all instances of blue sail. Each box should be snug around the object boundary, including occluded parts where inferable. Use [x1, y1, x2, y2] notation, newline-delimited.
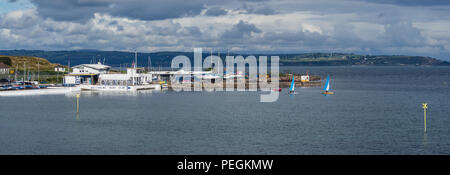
[289, 75, 295, 91]
[323, 75, 330, 91]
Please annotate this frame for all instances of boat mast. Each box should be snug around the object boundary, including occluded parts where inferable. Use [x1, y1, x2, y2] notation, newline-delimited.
[57, 67, 59, 85]
[23, 62, 26, 83]
[14, 64, 17, 82]
[211, 48, 213, 73]
[37, 62, 40, 83]
[148, 56, 151, 72]
[67, 57, 70, 74]
[133, 50, 137, 85]
[135, 49, 137, 69]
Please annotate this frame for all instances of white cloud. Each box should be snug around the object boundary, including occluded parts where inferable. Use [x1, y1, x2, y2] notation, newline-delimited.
[1, 0, 450, 60]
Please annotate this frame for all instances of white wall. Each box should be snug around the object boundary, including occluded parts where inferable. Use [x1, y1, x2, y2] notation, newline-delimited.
[64, 76, 76, 84]
[0, 68, 9, 74]
[54, 67, 65, 72]
[72, 67, 104, 74]
[300, 75, 310, 81]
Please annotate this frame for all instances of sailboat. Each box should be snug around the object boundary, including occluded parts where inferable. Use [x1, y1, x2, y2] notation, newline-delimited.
[321, 75, 334, 95]
[289, 75, 296, 94]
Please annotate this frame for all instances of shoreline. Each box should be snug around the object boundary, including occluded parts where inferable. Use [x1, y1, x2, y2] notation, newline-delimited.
[0, 86, 81, 96]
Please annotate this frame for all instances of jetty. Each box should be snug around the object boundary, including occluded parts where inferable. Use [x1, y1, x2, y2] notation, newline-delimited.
[166, 73, 322, 90]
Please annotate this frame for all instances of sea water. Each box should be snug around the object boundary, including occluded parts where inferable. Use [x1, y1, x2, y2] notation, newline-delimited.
[0, 66, 449, 154]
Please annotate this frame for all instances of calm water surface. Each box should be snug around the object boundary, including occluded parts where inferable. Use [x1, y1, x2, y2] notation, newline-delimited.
[0, 66, 449, 154]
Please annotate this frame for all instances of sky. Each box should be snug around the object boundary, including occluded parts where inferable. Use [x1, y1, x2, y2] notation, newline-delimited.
[1, 0, 450, 60]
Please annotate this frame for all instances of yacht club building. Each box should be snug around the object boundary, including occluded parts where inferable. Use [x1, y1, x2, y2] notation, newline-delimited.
[63, 62, 111, 86]
[64, 62, 153, 87]
[98, 68, 152, 86]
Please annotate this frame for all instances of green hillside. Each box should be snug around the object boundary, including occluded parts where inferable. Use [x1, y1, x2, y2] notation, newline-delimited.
[0, 55, 63, 71]
[0, 50, 449, 67]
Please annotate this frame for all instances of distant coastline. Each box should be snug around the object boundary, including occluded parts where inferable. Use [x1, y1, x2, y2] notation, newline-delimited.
[0, 49, 448, 67]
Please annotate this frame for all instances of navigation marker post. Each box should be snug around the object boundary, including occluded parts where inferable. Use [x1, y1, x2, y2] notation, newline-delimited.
[76, 94, 81, 114]
[422, 103, 428, 133]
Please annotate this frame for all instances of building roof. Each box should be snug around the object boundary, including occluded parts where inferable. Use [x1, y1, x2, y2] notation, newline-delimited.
[99, 74, 131, 80]
[0, 62, 9, 68]
[72, 63, 111, 70]
[67, 73, 98, 76]
[148, 70, 211, 75]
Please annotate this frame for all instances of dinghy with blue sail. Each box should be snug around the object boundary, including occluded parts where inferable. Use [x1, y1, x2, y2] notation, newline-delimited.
[321, 75, 334, 95]
[289, 75, 297, 94]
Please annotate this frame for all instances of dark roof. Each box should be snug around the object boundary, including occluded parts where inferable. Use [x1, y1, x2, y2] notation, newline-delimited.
[0, 62, 10, 68]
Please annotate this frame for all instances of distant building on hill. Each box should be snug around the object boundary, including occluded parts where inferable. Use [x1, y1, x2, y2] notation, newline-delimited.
[54, 65, 66, 72]
[0, 62, 10, 74]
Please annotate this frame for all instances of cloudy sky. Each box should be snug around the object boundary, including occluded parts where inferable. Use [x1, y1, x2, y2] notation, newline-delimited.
[1, 0, 450, 60]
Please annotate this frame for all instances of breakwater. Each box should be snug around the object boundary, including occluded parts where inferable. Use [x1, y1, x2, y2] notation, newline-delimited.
[169, 74, 322, 89]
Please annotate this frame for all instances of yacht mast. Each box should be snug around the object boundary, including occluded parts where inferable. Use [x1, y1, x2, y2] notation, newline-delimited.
[15, 64, 17, 82]
[37, 62, 40, 83]
[68, 57, 70, 73]
[23, 62, 26, 83]
[148, 56, 151, 72]
[135, 50, 137, 69]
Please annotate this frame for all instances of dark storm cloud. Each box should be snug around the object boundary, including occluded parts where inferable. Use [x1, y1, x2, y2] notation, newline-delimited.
[241, 3, 277, 15]
[29, 0, 280, 21]
[109, 0, 205, 21]
[30, 0, 110, 21]
[30, 0, 206, 21]
[361, 0, 450, 6]
[238, 0, 269, 2]
[204, 7, 228, 16]
[330, 23, 367, 48]
[221, 20, 262, 39]
[8, 0, 19, 3]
